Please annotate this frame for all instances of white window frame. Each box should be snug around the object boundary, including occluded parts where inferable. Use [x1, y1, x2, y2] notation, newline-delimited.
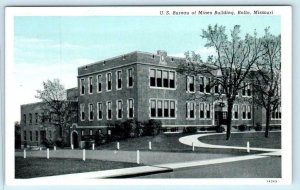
[186, 101, 196, 120]
[97, 74, 102, 93]
[116, 70, 122, 90]
[149, 68, 176, 90]
[127, 68, 134, 88]
[232, 104, 239, 120]
[89, 103, 94, 121]
[97, 102, 103, 120]
[80, 104, 85, 121]
[88, 76, 93, 94]
[199, 102, 205, 120]
[106, 72, 112, 92]
[116, 100, 123, 119]
[271, 106, 281, 120]
[106, 101, 112, 120]
[186, 76, 195, 93]
[80, 78, 85, 95]
[199, 76, 205, 93]
[241, 105, 250, 120]
[149, 99, 177, 119]
[206, 103, 212, 120]
[127, 98, 134, 119]
[247, 105, 252, 120]
[205, 77, 211, 94]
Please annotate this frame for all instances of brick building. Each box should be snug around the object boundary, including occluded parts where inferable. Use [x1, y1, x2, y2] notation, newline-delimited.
[20, 50, 281, 148]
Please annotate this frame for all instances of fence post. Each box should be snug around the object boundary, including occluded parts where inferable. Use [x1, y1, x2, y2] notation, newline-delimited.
[92, 143, 95, 150]
[39, 147, 42, 151]
[117, 142, 120, 150]
[137, 150, 140, 164]
[23, 149, 26, 159]
[54, 146, 56, 151]
[149, 141, 152, 150]
[47, 148, 49, 159]
[192, 142, 195, 152]
[247, 141, 250, 153]
[71, 144, 74, 150]
[83, 149, 86, 161]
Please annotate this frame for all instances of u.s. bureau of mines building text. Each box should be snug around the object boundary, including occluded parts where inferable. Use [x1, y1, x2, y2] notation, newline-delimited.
[161, 10, 274, 16]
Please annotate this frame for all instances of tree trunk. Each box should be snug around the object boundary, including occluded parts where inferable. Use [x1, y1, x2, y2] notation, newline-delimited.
[226, 100, 234, 140]
[265, 105, 271, 138]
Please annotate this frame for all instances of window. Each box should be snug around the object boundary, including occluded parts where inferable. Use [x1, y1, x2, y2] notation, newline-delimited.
[35, 131, 38, 141]
[233, 105, 239, 119]
[89, 129, 93, 136]
[41, 113, 45, 123]
[97, 102, 103, 120]
[150, 69, 175, 89]
[107, 101, 112, 120]
[81, 130, 84, 136]
[187, 76, 195, 92]
[23, 114, 26, 124]
[29, 113, 32, 124]
[117, 70, 122, 89]
[279, 107, 281, 119]
[169, 72, 175, 88]
[199, 76, 204, 93]
[35, 113, 38, 124]
[89, 104, 94, 120]
[151, 100, 156, 117]
[150, 99, 176, 119]
[128, 68, 133, 87]
[80, 104, 85, 121]
[242, 82, 246, 96]
[88, 76, 93, 94]
[80, 78, 85, 95]
[247, 84, 251, 96]
[186, 102, 195, 119]
[205, 77, 211, 93]
[107, 73, 112, 91]
[163, 71, 169, 88]
[199, 103, 205, 119]
[23, 131, 26, 141]
[157, 100, 163, 117]
[247, 105, 251, 119]
[128, 99, 134, 118]
[164, 100, 169, 117]
[117, 100, 123, 119]
[97, 74, 102, 92]
[272, 107, 281, 120]
[170, 101, 175, 118]
[30, 131, 32, 141]
[206, 104, 211, 119]
[214, 83, 219, 94]
[242, 105, 246, 119]
[157, 70, 162, 87]
[150, 69, 156, 86]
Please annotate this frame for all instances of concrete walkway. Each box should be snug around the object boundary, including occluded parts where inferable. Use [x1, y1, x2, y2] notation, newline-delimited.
[179, 131, 281, 153]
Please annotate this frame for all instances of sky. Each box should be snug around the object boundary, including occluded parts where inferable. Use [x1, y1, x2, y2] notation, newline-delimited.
[13, 15, 280, 122]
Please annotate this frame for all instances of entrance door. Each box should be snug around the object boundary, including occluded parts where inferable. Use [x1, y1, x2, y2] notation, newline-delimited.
[72, 132, 79, 148]
[215, 111, 228, 126]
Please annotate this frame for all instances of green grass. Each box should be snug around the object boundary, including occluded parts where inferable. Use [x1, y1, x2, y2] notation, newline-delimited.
[199, 132, 281, 149]
[96, 133, 264, 155]
[15, 157, 141, 179]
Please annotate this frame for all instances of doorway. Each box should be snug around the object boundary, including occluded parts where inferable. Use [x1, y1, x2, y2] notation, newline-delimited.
[72, 132, 79, 148]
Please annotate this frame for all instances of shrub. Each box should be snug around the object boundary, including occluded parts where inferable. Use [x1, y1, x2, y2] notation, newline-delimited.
[183, 127, 198, 133]
[206, 126, 216, 131]
[200, 127, 206, 131]
[255, 123, 263, 131]
[43, 138, 54, 148]
[238, 124, 247, 131]
[216, 126, 225, 133]
[55, 137, 65, 148]
[143, 119, 162, 136]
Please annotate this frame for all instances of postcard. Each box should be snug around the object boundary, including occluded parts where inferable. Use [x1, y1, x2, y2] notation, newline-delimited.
[4, 6, 292, 185]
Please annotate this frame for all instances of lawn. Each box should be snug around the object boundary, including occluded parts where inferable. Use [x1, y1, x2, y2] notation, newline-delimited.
[199, 132, 281, 149]
[15, 157, 141, 179]
[96, 133, 263, 155]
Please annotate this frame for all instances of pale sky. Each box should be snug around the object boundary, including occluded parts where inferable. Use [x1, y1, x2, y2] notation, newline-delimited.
[13, 15, 280, 122]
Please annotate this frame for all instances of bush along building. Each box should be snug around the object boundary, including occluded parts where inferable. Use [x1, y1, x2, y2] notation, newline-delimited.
[20, 50, 281, 149]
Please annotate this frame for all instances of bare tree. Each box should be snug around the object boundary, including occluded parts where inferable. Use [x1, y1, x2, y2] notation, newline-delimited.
[178, 24, 265, 140]
[35, 79, 76, 145]
[252, 28, 281, 137]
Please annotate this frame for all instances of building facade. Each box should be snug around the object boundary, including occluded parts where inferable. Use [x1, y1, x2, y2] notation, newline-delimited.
[20, 50, 281, 148]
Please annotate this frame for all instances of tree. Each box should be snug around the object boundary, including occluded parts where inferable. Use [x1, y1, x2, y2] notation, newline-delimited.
[15, 121, 21, 149]
[178, 24, 265, 140]
[35, 79, 76, 145]
[252, 28, 281, 137]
